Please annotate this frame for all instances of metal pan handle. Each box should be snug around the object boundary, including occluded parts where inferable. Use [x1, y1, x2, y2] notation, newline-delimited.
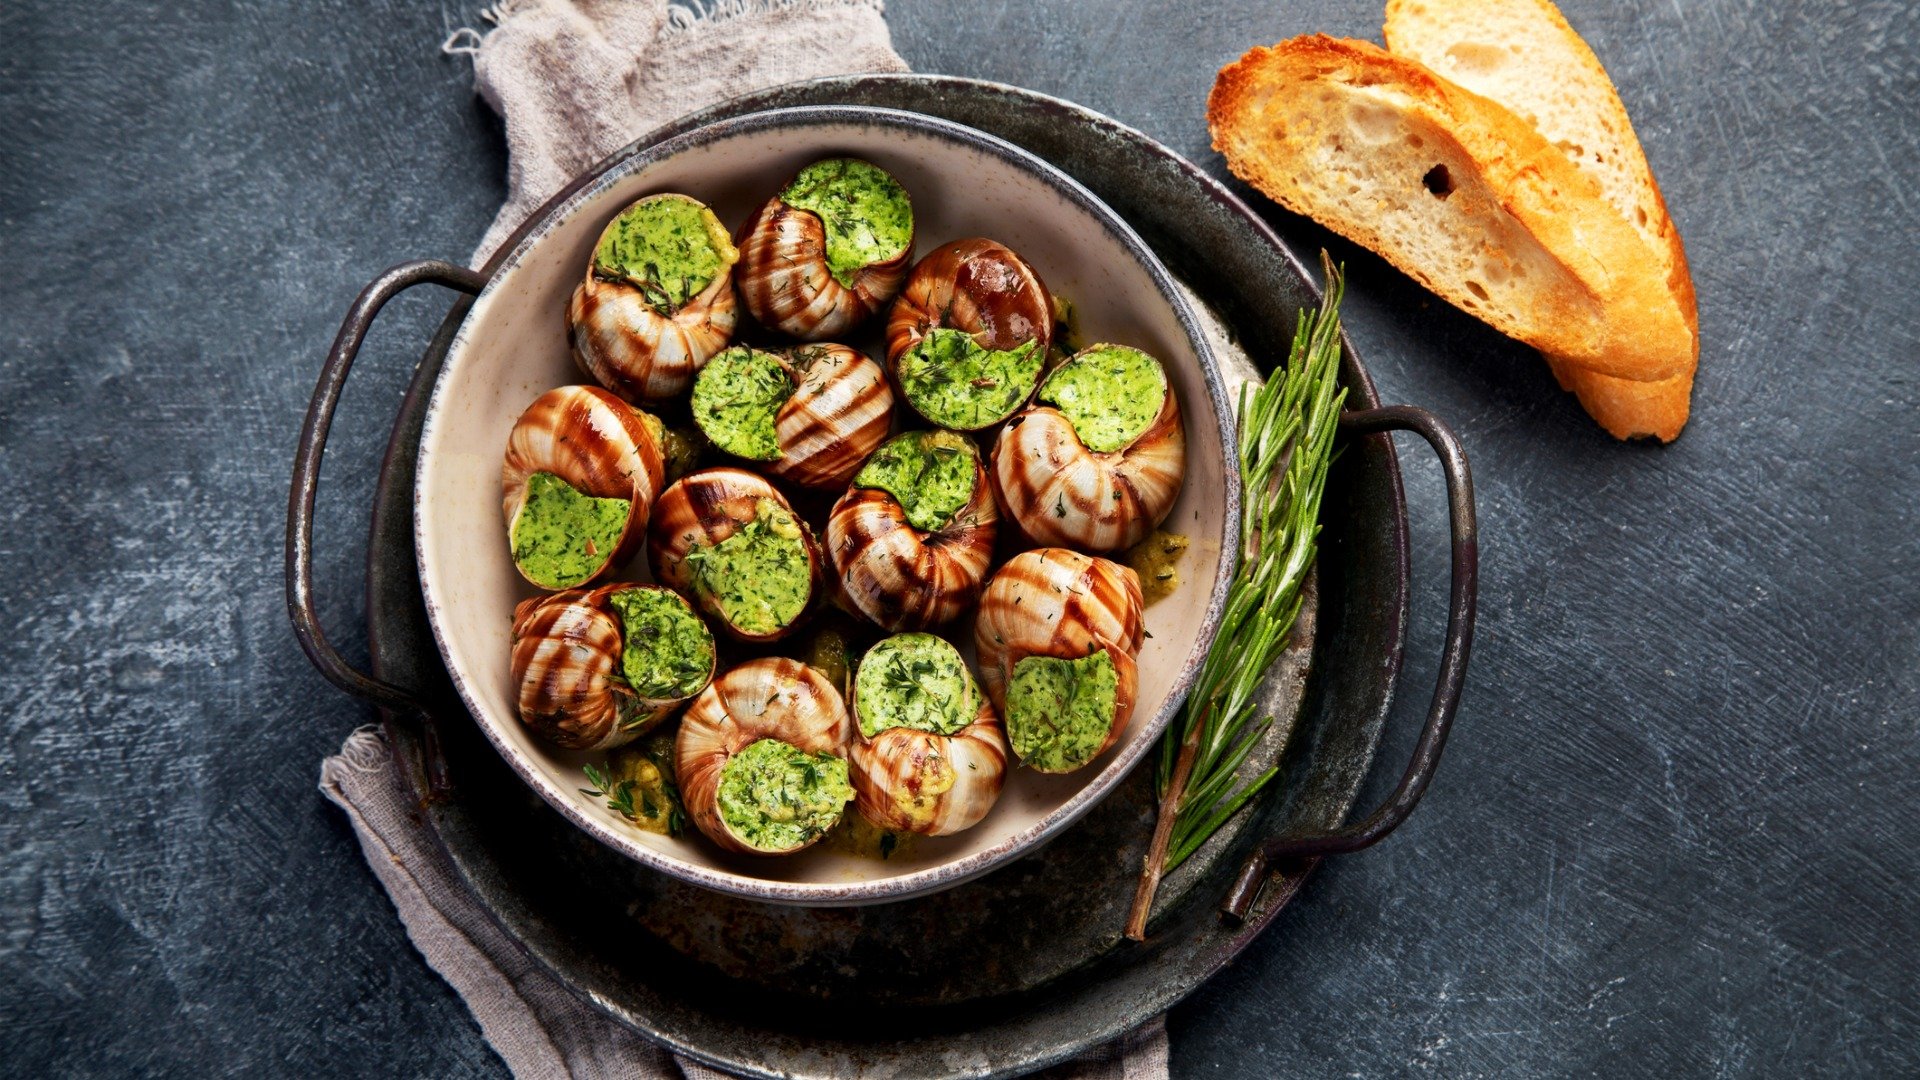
[285, 261, 487, 787]
[1221, 405, 1477, 923]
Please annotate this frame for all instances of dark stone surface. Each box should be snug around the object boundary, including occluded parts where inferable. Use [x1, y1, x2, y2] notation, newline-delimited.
[1, 0, 1913, 1076]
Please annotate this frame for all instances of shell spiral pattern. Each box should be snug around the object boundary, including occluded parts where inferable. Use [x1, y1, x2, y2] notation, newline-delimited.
[851, 697, 1008, 836]
[735, 200, 910, 341]
[568, 269, 738, 403]
[501, 385, 665, 588]
[676, 658, 854, 855]
[510, 585, 705, 751]
[883, 237, 1052, 365]
[972, 548, 1147, 753]
[765, 344, 895, 490]
[827, 469, 1000, 632]
[646, 468, 823, 642]
[992, 385, 1186, 552]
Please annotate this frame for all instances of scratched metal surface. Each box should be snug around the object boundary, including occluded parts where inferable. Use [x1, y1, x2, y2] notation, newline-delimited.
[1, 0, 1915, 1076]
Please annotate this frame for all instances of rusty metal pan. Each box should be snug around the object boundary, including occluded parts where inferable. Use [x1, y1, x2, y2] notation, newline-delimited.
[286, 75, 1475, 1078]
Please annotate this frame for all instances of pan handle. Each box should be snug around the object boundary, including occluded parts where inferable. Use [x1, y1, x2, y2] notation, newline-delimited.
[285, 261, 487, 791]
[1221, 405, 1477, 924]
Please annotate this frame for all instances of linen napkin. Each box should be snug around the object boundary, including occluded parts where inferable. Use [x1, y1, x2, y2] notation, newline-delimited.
[320, 2, 1172, 1076]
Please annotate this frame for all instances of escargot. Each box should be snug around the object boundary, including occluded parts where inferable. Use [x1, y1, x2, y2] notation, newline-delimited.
[973, 548, 1146, 774]
[689, 342, 894, 490]
[826, 430, 999, 631]
[502, 385, 665, 590]
[676, 657, 856, 855]
[647, 468, 823, 642]
[883, 237, 1054, 431]
[734, 158, 914, 340]
[992, 344, 1187, 552]
[848, 633, 1007, 836]
[568, 193, 740, 403]
[510, 584, 716, 751]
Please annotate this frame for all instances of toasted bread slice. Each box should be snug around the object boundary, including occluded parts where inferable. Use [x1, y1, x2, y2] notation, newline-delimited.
[1208, 35, 1689, 383]
[1387, 0, 1699, 440]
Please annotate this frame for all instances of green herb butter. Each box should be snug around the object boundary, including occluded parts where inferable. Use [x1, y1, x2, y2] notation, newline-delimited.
[690, 348, 792, 462]
[592, 194, 738, 314]
[716, 738, 853, 851]
[780, 158, 913, 288]
[605, 729, 687, 836]
[1038, 345, 1167, 453]
[896, 327, 1042, 431]
[687, 498, 812, 636]
[511, 472, 630, 589]
[852, 430, 977, 532]
[606, 588, 714, 701]
[1005, 650, 1120, 773]
[853, 633, 976, 739]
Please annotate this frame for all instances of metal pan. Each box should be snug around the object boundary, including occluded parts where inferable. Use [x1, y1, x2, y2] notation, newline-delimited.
[286, 75, 1475, 1078]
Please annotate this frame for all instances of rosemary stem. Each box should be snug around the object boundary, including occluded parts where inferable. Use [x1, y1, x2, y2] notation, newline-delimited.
[1125, 254, 1348, 939]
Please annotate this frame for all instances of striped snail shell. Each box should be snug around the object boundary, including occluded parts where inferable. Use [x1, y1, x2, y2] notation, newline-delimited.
[510, 584, 715, 751]
[883, 238, 1054, 431]
[991, 345, 1187, 552]
[689, 343, 894, 491]
[676, 658, 856, 855]
[973, 549, 1146, 774]
[502, 385, 665, 591]
[826, 430, 999, 631]
[734, 158, 914, 340]
[848, 634, 1008, 836]
[568, 193, 740, 403]
[646, 468, 823, 643]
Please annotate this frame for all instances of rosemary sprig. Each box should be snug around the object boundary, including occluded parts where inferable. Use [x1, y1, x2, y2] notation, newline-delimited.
[581, 762, 640, 820]
[1125, 254, 1348, 941]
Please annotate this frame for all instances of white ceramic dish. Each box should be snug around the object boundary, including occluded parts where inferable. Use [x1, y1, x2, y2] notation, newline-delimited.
[413, 106, 1238, 905]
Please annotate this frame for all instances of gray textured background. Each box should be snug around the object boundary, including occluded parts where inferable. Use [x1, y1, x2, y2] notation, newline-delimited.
[2, 0, 1915, 1075]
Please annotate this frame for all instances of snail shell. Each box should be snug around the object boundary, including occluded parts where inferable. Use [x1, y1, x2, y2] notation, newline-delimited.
[502, 385, 665, 590]
[847, 635, 1008, 836]
[568, 194, 740, 403]
[692, 344, 895, 490]
[852, 695, 1007, 836]
[510, 584, 714, 751]
[767, 344, 896, 489]
[827, 432, 999, 631]
[646, 468, 823, 642]
[734, 159, 913, 340]
[992, 347, 1187, 552]
[973, 548, 1146, 773]
[883, 238, 1053, 431]
[676, 658, 855, 855]
[884, 237, 1052, 364]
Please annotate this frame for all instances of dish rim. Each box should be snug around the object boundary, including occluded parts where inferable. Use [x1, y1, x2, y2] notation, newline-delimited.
[409, 103, 1243, 905]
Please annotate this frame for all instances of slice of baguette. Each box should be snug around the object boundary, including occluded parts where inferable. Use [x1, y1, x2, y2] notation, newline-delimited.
[1386, 0, 1700, 440]
[1208, 34, 1690, 383]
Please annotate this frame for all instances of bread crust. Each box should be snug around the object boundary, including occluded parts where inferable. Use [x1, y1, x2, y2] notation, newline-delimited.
[1209, 35, 1690, 383]
[1386, 0, 1699, 439]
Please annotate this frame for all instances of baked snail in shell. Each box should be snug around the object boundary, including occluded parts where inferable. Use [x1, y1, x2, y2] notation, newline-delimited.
[973, 548, 1146, 774]
[689, 343, 894, 490]
[502, 385, 666, 590]
[826, 430, 999, 631]
[992, 344, 1186, 552]
[568, 193, 740, 403]
[849, 633, 1008, 836]
[884, 237, 1054, 431]
[646, 467, 823, 642]
[734, 158, 914, 340]
[676, 657, 856, 855]
[510, 584, 716, 751]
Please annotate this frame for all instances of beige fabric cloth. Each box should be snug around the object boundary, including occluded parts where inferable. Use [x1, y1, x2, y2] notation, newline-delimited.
[320, 2, 1172, 1076]
[451, 0, 912, 263]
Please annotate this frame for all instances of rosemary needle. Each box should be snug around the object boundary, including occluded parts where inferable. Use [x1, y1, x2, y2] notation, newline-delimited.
[1125, 254, 1348, 940]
